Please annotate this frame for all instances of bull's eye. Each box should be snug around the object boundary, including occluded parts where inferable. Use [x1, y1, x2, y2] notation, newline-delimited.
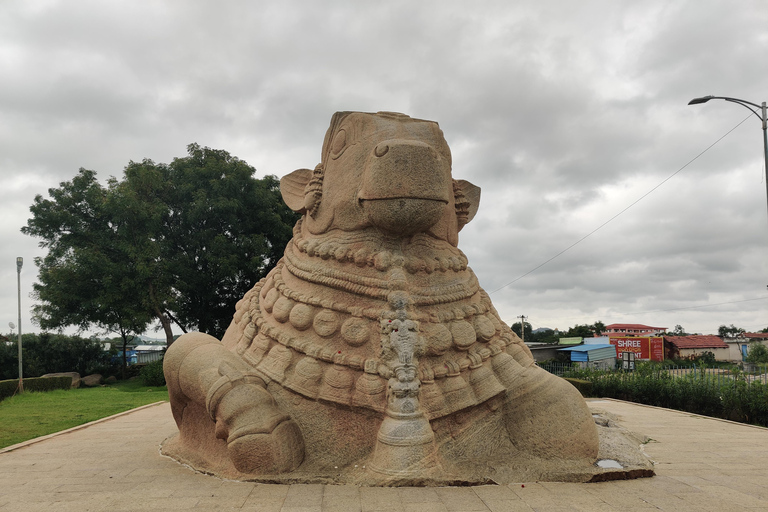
[330, 129, 347, 159]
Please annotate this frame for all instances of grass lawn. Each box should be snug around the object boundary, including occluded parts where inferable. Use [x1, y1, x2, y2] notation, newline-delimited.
[0, 379, 168, 449]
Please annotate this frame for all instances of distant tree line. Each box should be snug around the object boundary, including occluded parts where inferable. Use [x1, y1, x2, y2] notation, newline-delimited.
[0, 333, 114, 380]
[510, 321, 606, 344]
[22, 144, 299, 350]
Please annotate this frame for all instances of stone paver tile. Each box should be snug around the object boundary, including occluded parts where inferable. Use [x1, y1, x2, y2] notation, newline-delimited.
[360, 486, 405, 511]
[693, 485, 768, 509]
[0, 500, 58, 512]
[581, 489, 657, 509]
[672, 494, 752, 512]
[103, 495, 203, 511]
[398, 486, 441, 503]
[402, 502, 450, 512]
[282, 484, 324, 509]
[249, 483, 291, 499]
[435, 487, 488, 511]
[280, 506, 323, 512]
[192, 495, 250, 509]
[239, 497, 286, 511]
[322, 494, 363, 512]
[52, 482, 139, 493]
[571, 501, 617, 512]
[324, 484, 362, 496]
[482, 499, 536, 512]
[473, 484, 520, 501]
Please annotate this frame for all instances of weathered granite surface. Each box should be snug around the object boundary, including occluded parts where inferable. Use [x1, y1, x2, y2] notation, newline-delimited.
[162, 111, 604, 485]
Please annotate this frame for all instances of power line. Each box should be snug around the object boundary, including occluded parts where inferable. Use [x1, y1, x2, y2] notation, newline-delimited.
[489, 113, 754, 295]
[622, 296, 768, 315]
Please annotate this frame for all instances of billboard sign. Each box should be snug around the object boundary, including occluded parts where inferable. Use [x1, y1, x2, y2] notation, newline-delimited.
[609, 336, 664, 362]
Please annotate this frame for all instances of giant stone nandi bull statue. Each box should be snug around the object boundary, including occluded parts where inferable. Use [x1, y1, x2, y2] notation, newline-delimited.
[163, 111, 599, 485]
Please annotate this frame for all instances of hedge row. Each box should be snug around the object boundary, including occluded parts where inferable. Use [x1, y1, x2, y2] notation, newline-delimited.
[563, 365, 768, 427]
[0, 376, 72, 402]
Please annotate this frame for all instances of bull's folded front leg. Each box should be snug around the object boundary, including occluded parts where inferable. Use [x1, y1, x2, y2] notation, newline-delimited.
[493, 347, 599, 461]
[164, 332, 305, 474]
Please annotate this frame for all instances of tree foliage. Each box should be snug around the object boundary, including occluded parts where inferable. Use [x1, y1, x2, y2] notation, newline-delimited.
[718, 324, 745, 338]
[508, 320, 605, 344]
[158, 144, 298, 338]
[668, 324, 688, 336]
[22, 169, 153, 354]
[22, 144, 299, 345]
[0, 333, 115, 380]
[510, 321, 532, 341]
[564, 321, 605, 338]
[746, 342, 768, 364]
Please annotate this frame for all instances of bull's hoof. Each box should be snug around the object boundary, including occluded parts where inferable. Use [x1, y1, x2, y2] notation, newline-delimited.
[228, 419, 305, 474]
[212, 382, 306, 474]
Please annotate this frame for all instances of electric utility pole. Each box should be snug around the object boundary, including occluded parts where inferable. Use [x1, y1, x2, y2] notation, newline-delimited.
[517, 315, 527, 344]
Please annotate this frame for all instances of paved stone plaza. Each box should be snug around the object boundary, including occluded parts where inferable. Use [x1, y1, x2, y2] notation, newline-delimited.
[1, 398, 767, 511]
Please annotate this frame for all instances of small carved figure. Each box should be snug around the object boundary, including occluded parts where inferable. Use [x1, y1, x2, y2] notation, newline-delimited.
[163, 111, 599, 484]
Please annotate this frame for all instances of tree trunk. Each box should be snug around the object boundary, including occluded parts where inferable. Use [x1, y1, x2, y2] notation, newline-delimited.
[121, 334, 128, 381]
[148, 281, 175, 347]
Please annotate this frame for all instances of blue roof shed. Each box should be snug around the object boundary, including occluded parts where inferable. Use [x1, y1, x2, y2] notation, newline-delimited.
[558, 344, 617, 362]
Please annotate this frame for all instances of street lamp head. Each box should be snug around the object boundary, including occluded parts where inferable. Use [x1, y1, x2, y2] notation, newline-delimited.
[16, 257, 22, 271]
[688, 95, 714, 105]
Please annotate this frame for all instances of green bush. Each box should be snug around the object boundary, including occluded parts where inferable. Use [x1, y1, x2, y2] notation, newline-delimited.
[0, 376, 72, 401]
[746, 343, 768, 364]
[561, 364, 768, 428]
[564, 378, 592, 397]
[140, 359, 166, 387]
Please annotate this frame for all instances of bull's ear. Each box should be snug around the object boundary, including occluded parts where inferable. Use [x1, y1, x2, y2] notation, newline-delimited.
[280, 168, 313, 213]
[455, 179, 481, 229]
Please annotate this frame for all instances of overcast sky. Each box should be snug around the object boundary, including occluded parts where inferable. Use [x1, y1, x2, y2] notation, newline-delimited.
[2, 0, 767, 340]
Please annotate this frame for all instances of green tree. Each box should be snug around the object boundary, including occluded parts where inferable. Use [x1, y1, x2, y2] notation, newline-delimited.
[718, 324, 745, 338]
[22, 169, 152, 377]
[745, 342, 768, 364]
[158, 144, 298, 338]
[591, 320, 606, 336]
[22, 145, 299, 350]
[510, 321, 532, 341]
[668, 324, 688, 336]
[529, 328, 559, 344]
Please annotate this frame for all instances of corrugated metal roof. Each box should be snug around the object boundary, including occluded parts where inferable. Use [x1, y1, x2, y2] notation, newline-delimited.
[558, 344, 614, 352]
[559, 344, 617, 362]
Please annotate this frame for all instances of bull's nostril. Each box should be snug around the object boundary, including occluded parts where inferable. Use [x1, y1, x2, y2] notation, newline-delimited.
[374, 144, 389, 158]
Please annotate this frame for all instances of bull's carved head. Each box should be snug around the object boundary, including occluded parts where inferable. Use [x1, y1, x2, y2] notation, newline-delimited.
[280, 112, 480, 246]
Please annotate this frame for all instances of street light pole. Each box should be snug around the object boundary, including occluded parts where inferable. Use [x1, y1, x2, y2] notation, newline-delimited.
[16, 257, 23, 393]
[688, 95, 768, 225]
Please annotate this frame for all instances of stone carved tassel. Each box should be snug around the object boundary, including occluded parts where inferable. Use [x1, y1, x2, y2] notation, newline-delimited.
[368, 314, 441, 478]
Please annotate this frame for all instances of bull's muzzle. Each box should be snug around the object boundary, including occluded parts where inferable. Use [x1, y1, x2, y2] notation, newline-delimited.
[358, 139, 450, 236]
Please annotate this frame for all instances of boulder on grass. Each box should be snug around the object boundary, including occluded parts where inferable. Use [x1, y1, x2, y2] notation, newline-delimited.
[42, 372, 81, 388]
[81, 374, 103, 387]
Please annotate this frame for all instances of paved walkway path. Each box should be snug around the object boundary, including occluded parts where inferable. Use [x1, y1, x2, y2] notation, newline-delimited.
[1, 399, 767, 511]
